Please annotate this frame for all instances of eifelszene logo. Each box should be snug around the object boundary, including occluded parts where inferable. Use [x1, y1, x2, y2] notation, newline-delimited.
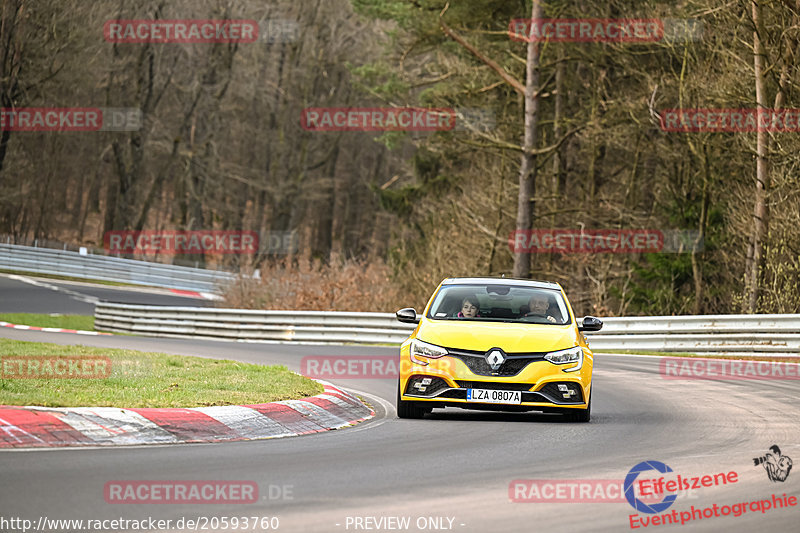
[624, 461, 678, 514]
[753, 445, 793, 482]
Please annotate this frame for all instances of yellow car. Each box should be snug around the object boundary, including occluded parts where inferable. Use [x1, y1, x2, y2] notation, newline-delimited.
[395, 277, 602, 422]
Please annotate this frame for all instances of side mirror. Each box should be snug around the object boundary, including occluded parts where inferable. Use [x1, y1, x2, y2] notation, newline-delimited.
[578, 316, 603, 332]
[396, 307, 420, 324]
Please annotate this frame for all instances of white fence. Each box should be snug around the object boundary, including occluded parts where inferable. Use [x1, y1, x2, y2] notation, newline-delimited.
[0, 243, 234, 293]
[94, 303, 800, 355]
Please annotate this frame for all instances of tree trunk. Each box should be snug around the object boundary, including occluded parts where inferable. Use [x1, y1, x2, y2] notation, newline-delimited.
[0, 0, 26, 183]
[745, 0, 769, 312]
[552, 52, 565, 202]
[692, 144, 710, 314]
[512, 0, 543, 278]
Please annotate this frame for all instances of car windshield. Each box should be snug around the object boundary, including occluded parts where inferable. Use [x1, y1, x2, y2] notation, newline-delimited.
[426, 284, 571, 325]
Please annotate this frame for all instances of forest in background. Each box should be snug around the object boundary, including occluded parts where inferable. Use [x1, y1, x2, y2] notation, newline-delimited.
[1, 0, 799, 316]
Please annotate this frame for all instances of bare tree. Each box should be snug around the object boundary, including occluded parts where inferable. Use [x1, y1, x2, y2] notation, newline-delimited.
[512, 0, 543, 278]
[744, 0, 769, 312]
[0, 0, 26, 181]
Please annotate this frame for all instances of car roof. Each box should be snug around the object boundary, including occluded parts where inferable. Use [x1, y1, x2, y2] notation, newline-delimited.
[440, 277, 562, 290]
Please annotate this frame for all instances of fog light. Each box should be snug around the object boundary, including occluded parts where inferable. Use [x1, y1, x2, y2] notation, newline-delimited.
[557, 383, 577, 399]
[540, 382, 583, 403]
[413, 378, 430, 392]
[408, 376, 447, 396]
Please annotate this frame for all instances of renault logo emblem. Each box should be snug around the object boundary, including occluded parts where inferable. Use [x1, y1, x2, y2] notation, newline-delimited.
[485, 348, 506, 370]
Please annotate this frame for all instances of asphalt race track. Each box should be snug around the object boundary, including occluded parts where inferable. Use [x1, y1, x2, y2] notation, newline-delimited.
[0, 274, 214, 314]
[0, 323, 798, 533]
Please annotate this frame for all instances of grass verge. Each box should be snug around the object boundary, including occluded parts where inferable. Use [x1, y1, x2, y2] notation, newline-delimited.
[0, 338, 323, 407]
[0, 313, 95, 331]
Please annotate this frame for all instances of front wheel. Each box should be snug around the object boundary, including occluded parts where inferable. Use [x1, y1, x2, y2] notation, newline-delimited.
[397, 382, 427, 419]
[563, 393, 591, 423]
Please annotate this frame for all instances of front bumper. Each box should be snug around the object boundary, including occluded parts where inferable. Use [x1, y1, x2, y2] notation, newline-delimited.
[399, 345, 592, 411]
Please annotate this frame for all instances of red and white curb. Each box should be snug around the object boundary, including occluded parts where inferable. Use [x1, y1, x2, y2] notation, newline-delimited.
[0, 382, 374, 448]
[168, 289, 221, 301]
[0, 321, 111, 336]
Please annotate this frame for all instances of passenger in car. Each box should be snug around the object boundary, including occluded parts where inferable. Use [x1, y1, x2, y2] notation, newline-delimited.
[457, 296, 480, 318]
[524, 293, 557, 323]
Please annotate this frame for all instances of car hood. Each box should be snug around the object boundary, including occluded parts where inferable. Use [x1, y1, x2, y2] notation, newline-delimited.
[415, 318, 578, 353]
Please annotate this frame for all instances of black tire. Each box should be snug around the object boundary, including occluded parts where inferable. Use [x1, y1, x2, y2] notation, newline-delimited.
[397, 382, 427, 419]
[564, 393, 591, 423]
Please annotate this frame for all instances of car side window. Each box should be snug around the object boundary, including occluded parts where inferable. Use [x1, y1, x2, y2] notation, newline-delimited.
[547, 301, 563, 323]
[547, 297, 564, 324]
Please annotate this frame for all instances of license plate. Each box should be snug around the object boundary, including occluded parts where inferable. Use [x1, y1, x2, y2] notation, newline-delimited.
[466, 389, 522, 404]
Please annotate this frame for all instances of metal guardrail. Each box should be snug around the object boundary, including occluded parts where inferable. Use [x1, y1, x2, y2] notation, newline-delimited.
[0, 243, 234, 293]
[95, 303, 414, 344]
[587, 316, 800, 354]
[94, 303, 800, 355]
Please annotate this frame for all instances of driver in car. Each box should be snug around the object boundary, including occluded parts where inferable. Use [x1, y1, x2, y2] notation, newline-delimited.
[524, 293, 557, 323]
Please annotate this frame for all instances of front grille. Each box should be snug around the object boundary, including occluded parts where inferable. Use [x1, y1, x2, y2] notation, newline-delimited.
[537, 382, 584, 404]
[448, 348, 546, 377]
[455, 381, 534, 391]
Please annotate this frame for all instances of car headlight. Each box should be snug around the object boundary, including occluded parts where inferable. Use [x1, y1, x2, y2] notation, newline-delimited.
[409, 339, 448, 365]
[544, 346, 583, 372]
